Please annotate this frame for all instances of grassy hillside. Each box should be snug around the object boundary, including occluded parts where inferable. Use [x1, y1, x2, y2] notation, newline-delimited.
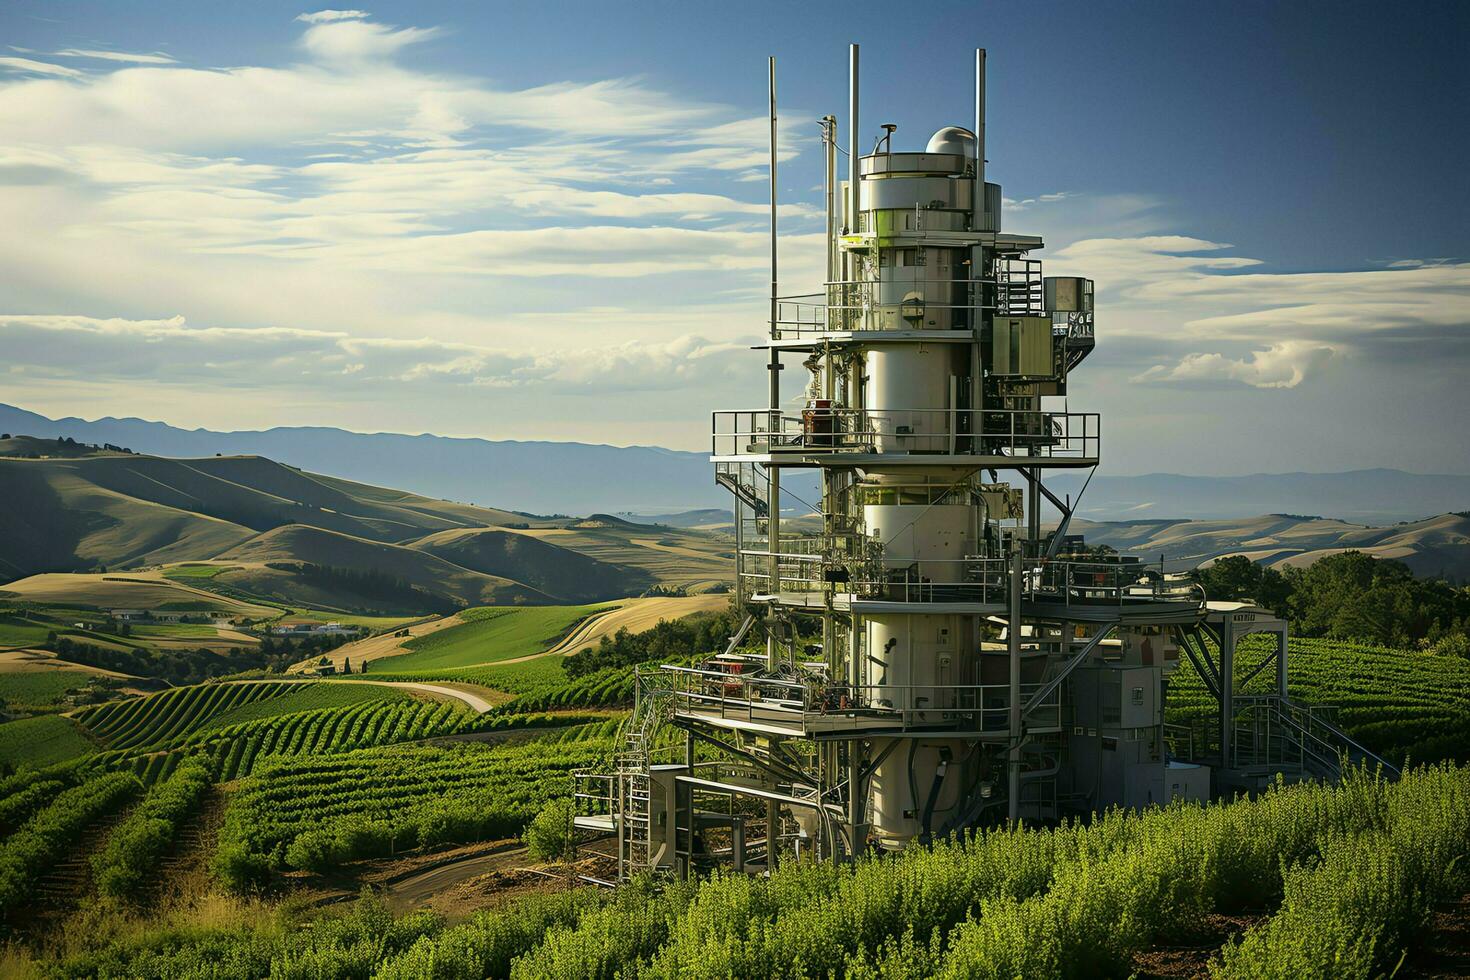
[373, 604, 607, 671]
[0, 449, 725, 611]
[1075, 512, 1470, 578]
[213, 525, 553, 608]
[409, 527, 654, 602]
[509, 522, 730, 592]
[0, 451, 541, 581]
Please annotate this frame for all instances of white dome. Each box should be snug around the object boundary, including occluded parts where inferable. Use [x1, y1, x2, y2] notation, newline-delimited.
[925, 126, 975, 157]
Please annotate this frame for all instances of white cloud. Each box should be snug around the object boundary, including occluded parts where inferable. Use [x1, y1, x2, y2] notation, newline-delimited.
[1040, 227, 1470, 387]
[0, 57, 84, 79]
[1133, 341, 1337, 389]
[296, 10, 371, 23]
[0, 313, 753, 393]
[52, 49, 177, 65]
[298, 17, 440, 67]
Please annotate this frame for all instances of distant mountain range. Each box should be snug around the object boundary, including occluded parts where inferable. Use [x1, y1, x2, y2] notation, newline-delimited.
[3, 403, 1467, 523]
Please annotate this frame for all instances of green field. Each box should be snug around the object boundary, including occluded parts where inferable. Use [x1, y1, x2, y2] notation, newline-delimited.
[282, 608, 421, 631]
[75, 682, 307, 750]
[373, 604, 608, 671]
[0, 715, 95, 770]
[162, 564, 240, 580]
[0, 615, 52, 649]
[129, 623, 226, 639]
[0, 670, 96, 709]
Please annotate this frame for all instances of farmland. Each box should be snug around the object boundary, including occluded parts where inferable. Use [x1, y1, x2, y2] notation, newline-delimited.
[3, 582, 1468, 977]
[373, 604, 610, 671]
[13, 763, 1468, 978]
[1168, 636, 1470, 763]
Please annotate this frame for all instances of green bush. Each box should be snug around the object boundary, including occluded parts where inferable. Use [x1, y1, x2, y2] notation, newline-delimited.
[523, 797, 575, 862]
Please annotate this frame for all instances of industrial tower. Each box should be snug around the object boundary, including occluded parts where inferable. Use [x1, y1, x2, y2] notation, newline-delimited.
[573, 46, 1392, 878]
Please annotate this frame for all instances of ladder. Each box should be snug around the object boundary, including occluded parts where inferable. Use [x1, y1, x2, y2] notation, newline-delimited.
[616, 670, 675, 874]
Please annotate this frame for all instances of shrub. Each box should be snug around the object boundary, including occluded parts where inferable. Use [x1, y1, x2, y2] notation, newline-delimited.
[523, 797, 575, 862]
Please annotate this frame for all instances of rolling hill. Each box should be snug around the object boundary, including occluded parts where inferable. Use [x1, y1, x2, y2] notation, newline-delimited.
[1075, 512, 1470, 579]
[0, 445, 730, 610]
[408, 527, 655, 603]
[213, 525, 554, 608]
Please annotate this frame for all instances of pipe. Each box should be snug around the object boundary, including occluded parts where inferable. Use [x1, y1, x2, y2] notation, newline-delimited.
[848, 44, 859, 234]
[1008, 548, 1022, 825]
[973, 48, 986, 231]
[767, 57, 782, 638]
[919, 755, 949, 844]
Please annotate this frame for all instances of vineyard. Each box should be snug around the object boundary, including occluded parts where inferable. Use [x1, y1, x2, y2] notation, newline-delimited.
[216, 727, 615, 881]
[27, 763, 1468, 978]
[72, 681, 417, 751]
[1168, 636, 1470, 763]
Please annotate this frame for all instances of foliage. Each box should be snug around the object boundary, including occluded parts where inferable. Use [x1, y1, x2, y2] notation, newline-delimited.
[523, 797, 575, 861]
[28, 766, 1470, 977]
[285, 562, 462, 615]
[0, 715, 96, 771]
[1193, 552, 1470, 648]
[45, 635, 296, 683]
[0, 779, 66, 836]
[91, 756, 213, 900]
[215, 736, 611, 882]
[564, 609, 739, 678]
[1168, 635, 1470, 764]
[0, 771, 140, 917]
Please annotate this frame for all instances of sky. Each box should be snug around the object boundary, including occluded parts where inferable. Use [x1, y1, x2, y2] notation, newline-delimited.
[0, 0, 1466, 475]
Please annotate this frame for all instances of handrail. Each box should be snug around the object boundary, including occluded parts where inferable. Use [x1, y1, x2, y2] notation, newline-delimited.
[713, 407, 1100, 460]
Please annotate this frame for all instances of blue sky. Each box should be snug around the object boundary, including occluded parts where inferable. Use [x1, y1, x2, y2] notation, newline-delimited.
[0, 1, 1465, 474]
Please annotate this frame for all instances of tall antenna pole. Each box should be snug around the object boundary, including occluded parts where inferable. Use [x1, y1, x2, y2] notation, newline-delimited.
[848, 44, 860, 234]
[769, 55, 779, 355]
[766, 55, 782, 674]
[974, 48, 986, 230]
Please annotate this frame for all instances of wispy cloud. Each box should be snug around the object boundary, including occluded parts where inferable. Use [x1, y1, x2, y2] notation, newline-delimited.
[52, 49, 177, 65]
[296, 10, 371, 23]
[0, 57, 83, 79]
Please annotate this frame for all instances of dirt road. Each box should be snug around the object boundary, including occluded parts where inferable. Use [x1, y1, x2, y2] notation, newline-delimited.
[222, 677, 500, 713]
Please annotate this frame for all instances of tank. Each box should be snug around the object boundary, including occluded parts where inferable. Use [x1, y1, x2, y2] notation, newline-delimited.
[869, 737, 974, 848]
[863, 345, 966, 451]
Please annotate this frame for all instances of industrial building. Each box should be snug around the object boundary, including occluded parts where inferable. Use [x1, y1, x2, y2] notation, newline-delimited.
[574, 47, 1392, 878]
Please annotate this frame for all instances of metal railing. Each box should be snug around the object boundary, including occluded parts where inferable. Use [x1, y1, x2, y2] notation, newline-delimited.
[734, 553, 1204, 609]
[713, 408, 1100, 460]
[660, 664, 1061, 733]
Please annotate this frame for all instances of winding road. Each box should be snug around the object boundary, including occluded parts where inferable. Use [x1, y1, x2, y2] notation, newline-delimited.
[222, 677, 499, 713]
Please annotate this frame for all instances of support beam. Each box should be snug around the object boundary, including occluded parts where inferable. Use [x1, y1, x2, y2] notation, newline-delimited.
[1022, 624, 1114, 717]
[1178, 628, 1221, 700]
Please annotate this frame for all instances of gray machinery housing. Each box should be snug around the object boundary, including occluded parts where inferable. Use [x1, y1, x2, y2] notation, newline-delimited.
[573, 47, 1394, 879]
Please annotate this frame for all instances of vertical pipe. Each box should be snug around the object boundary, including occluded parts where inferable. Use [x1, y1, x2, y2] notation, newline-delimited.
[1008, 548, 1022, 824]
[767, 56, 782, 656]
[973, 48, 986, 231]
[848, 44, 859, 234]
[769, 54, 779, 351]
[824, 115, 836, 289]
[1028, 475, 1041, 555]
